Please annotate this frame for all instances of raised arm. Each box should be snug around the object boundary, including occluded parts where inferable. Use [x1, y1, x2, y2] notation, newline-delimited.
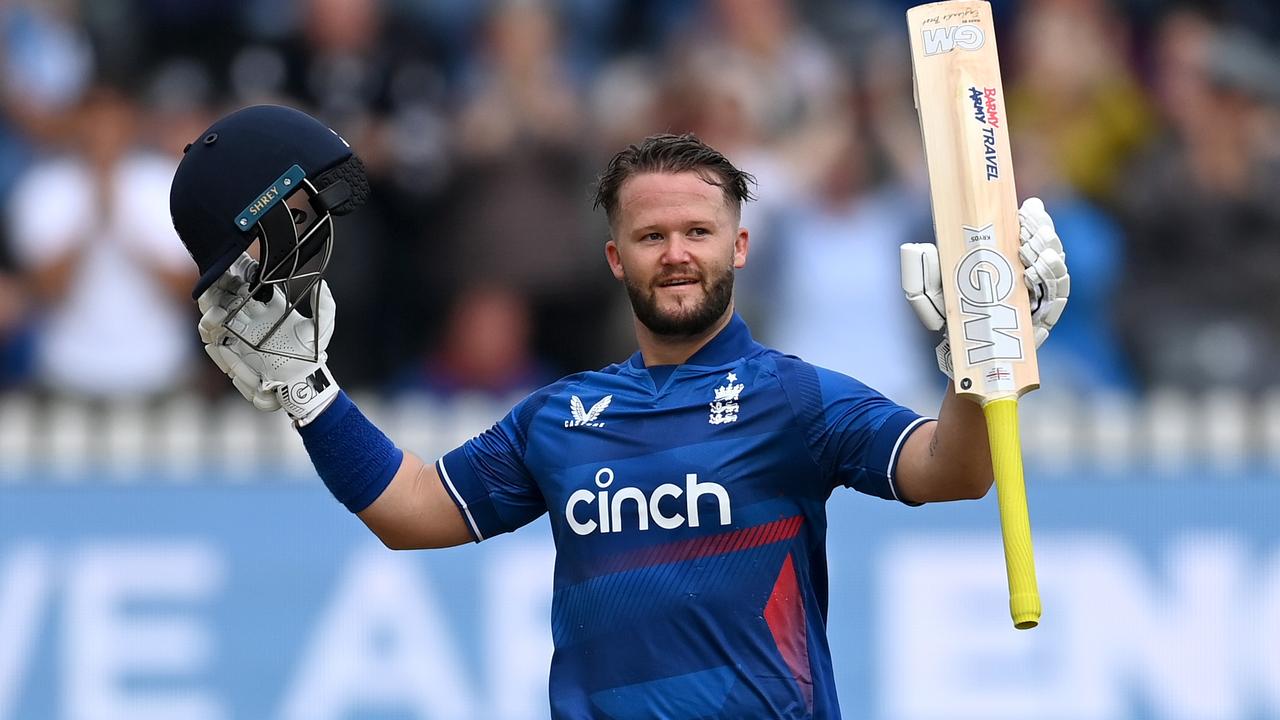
[356, 451, 474, 549]
[893, 385, 993, 503]
[895, 197, 1071, 503]
[172, 105, 483, 551]
[197, 254, 473, 550]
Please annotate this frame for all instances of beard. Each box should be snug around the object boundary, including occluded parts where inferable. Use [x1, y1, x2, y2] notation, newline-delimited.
[624, 263, 735, 338]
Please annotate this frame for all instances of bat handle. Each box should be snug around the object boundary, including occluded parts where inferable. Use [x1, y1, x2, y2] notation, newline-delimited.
[982, 397, 1042, 629]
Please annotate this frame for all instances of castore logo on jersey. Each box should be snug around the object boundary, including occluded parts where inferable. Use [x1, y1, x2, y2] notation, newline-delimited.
[565, 395, 611, 428]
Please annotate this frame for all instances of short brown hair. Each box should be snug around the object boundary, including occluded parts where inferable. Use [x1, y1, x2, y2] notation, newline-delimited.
[592, 133, 756, 225]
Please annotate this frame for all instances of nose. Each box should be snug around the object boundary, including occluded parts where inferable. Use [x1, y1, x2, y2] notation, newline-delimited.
[660, 234, 692, 265]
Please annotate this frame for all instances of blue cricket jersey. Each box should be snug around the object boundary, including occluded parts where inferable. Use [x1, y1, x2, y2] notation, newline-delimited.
[437, 314, 930, 719]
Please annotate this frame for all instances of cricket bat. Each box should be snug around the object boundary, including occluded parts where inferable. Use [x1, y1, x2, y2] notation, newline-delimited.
[907, 0, 1042, 629]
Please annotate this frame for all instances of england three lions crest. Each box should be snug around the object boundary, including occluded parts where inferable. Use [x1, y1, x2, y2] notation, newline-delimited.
[709, 372, 744, 425]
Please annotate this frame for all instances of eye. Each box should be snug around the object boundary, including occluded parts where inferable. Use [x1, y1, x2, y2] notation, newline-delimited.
[690, 227, 710, 237]
[643, 232, 663, 242]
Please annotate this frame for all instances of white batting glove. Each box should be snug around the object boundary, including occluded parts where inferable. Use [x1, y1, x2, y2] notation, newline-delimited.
[1017, 197, 1070, 347]
[901, 197, 1071, 378]
[197, 254, 340, 426]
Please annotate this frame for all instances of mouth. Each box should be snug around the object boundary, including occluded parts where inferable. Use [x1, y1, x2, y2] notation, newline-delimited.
[655, 276, 701, 289]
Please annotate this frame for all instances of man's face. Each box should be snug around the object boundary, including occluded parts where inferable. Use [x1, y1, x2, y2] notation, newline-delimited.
[606, 171, 749, 337]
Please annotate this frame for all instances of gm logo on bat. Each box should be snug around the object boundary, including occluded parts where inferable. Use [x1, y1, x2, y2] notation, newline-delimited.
[922, 23, 985, 55]
[956, 224, 1024, 364]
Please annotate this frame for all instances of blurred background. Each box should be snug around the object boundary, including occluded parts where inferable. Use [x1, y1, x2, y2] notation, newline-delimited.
[1, 0, 1279, 718]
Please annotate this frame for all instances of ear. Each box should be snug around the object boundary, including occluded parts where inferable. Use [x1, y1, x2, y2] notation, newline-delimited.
[733, 226, 749, 269]
[605, 239, 625, 280]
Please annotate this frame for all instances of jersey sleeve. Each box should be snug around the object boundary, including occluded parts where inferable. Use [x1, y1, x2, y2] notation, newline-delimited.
[776, 356, 931, 504]
[435, 396, 548, 542]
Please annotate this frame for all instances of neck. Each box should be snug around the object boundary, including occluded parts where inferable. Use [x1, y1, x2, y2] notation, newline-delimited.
[633, 305, 735, 366]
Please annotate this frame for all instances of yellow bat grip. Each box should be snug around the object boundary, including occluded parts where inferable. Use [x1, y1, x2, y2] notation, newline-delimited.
[982, 397, 1041, 629]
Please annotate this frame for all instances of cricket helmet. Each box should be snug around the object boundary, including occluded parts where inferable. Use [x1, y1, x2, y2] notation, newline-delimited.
[170, 104, 368, 362]
[170, 103, 368, 301]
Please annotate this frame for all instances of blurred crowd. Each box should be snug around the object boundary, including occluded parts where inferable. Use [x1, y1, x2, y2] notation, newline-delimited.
[0, 0, 1278, 406]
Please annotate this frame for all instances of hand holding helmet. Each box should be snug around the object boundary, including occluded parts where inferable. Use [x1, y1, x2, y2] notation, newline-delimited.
[197, 253, 338, 424]
[170, 104, 368, 425]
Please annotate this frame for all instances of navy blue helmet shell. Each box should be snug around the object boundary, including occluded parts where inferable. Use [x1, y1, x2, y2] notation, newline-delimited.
[169, 104, 364, 299]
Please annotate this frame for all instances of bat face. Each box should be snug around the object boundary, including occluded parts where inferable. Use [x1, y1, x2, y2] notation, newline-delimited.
[908, 0, 1039, 403]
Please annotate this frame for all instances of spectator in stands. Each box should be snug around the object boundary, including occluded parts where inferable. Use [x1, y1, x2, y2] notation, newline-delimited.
[766, 99, 936, 404]
[6, 84, 195, 399]
[439, 0, 616, 375]
[392, 284, 552, 401]
[1116, 11, 1280, 391]
[224, 0, 453, 387]
[695, 0, 844, 144]
[1006, 0, 1154, 203]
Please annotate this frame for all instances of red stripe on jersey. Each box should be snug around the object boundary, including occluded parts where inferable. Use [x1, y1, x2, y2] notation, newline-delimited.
[596, 515, 803, 576]
[764, 553, 813, 712]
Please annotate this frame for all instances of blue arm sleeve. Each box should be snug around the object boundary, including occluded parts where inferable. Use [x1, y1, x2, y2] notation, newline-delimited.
[297, 391, 404, 513]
